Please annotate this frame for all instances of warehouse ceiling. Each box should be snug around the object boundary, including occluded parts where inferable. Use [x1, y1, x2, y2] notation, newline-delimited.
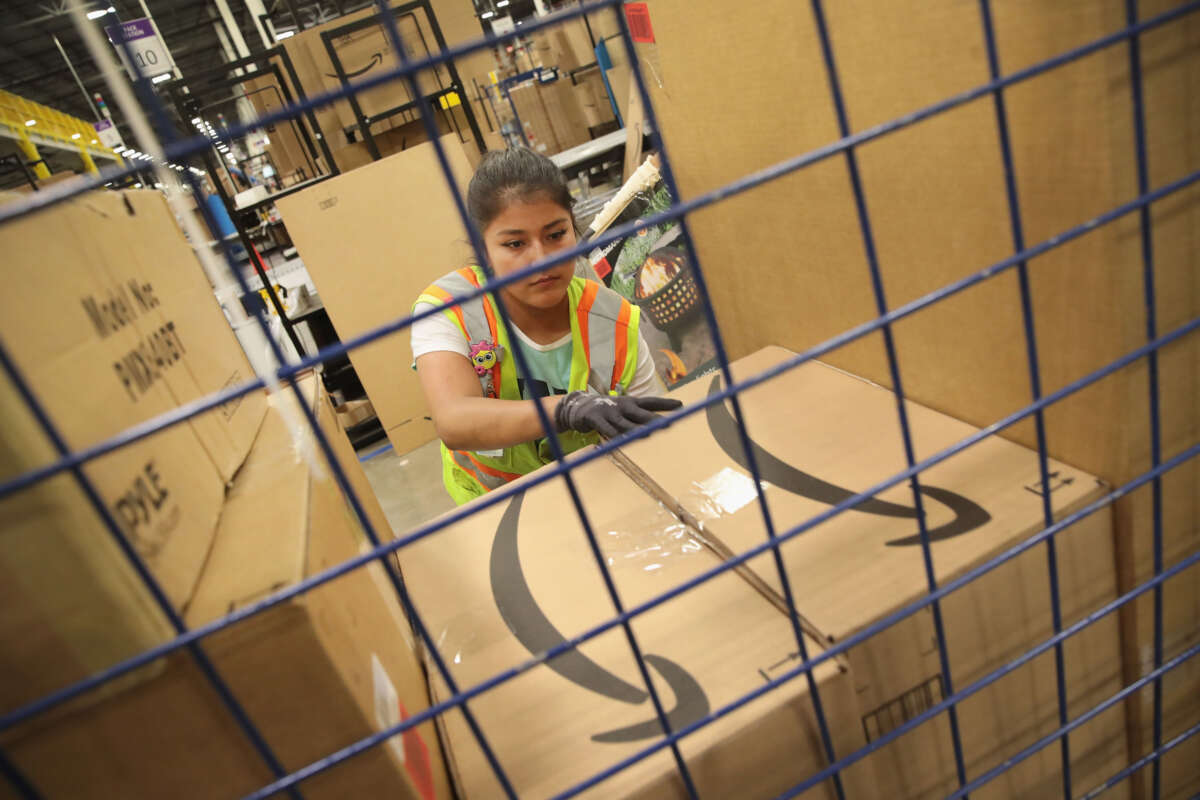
[0, 0, 371, 147]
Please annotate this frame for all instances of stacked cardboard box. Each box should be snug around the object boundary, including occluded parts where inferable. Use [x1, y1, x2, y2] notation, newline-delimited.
[0, 188, 267, 724]
[0, 189, 451, 798]
[394, 346, 1128, 799]
[2, 376, 452, 799]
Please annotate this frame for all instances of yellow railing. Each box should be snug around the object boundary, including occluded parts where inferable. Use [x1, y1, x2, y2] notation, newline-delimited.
[0, 89, 123, 177]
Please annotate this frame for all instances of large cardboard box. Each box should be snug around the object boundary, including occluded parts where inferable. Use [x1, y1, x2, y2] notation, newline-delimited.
[276, 138, 473, 457]
[399, 449, 876, 799]
[0, 189, 266, 715]
[616, 347, 1130, 799]
[1, 376, 452, 799]
[630, 2, 1199, 784]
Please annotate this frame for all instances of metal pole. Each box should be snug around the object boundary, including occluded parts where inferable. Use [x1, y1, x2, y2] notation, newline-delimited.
[243, 0, 276, 49]
[52, 34, 101, 120]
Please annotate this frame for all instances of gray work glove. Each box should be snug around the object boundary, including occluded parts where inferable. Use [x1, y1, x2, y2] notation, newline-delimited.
[554, 391, 682, 439]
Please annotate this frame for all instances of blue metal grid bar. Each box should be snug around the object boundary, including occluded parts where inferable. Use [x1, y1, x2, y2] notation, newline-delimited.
[0, 2, 1196, 797]
[0, 0, 1194, 514]
[616, 4, 849, 795]
[246, 319, 1200, 797]
[975, 1, 1073, 794]
[1123, 4, 1167, 800]
[367, 3, 700, 793]
[1083, 718, 1200, 799]
[0, 340, 300, 800]
[2, 157, 1197, 513]
[1, 0, 1195, 232]
[2, 162, 1197, 749]
[247, 433, 1197, 799]
[0, 747, 38, 800]
[946, 640, 1200, 799]
[807, 0, 969, 791]
[101, 10, 518, 796]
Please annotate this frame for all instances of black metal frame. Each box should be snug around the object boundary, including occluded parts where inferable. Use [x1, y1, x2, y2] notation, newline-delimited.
[319, 0, 487, 160]
[0, 154, 40, 190]
[161, 45, 345, 360]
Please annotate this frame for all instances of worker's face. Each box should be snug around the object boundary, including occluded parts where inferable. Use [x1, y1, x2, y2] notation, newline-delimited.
[483, 195, 577, 310]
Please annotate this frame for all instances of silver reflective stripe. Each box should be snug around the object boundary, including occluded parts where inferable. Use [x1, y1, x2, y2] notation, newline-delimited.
[584, 284, 630, 393]
[450, 449, 507, 490]
[433, 272, 492, 343]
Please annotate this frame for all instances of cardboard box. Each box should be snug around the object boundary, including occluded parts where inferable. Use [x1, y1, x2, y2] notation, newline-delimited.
[1, 376, 452, 799]
[0, 189, 266, 715]
[399, 448, 876, 799]
[336, 397, 378, 429]
[276, 138, 473, 457]
[507, 80, 559, 155]
[1128, 534, 1200, 800]
[632, 2, 1199, 779]
[615, 347, 1130, 799]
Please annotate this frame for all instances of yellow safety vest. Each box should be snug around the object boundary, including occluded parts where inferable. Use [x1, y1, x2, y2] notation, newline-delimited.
[415, 265, 642, 505]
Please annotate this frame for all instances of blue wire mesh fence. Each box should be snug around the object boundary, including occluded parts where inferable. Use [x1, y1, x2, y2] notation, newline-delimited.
[0, 0, 1197, 798]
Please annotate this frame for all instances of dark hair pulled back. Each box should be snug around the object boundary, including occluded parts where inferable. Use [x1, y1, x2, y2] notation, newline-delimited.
[466, 146, 574, 233]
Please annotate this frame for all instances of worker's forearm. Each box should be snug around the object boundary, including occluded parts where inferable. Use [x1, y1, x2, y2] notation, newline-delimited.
[435, 395, 563, 451]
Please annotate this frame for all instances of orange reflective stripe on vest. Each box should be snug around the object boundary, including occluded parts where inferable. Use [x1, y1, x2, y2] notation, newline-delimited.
[611, 300, 632, 392]
[451, 449, 521, 490]
[421, 284, 468, 333]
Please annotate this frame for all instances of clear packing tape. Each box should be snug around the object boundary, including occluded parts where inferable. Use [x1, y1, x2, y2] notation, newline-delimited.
[607, 448, 831, 647]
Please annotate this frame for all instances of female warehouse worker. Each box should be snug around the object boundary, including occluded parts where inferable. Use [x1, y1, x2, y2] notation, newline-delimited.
[412, 147, 681, 505]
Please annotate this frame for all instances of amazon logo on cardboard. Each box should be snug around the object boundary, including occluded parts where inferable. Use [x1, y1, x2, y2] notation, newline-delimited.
[485, 376, 991, 744]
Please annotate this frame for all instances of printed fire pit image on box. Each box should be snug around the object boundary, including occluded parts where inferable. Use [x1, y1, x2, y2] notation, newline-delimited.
[588, 174, 717, 389]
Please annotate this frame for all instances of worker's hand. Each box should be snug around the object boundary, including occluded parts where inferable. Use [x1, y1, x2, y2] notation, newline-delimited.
[554, 391, 682, 439]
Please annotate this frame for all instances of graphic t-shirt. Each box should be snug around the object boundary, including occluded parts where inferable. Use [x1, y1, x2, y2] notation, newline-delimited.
[507, 325, 573, 400]
[410, 301, 664, 398]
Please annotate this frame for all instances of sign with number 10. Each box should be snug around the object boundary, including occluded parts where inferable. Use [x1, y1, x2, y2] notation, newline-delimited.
[105, 17, 174, 81]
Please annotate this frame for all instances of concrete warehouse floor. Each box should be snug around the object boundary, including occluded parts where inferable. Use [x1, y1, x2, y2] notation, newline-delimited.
[360, 438, 456, 539]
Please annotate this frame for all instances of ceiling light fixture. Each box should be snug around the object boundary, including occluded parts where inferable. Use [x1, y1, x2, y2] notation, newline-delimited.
[71, 132, 82, 139]
[24, 119, 36, 127]
[275, 30, 295, 40]
[151, 73, 172, 84]
[86, 6, 115, 19]
[481, 11, 495, 19]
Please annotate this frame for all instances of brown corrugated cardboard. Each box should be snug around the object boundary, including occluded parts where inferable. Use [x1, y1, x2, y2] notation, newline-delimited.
[1128, 533, 1200, 800]
[632, 2, 1198, 783]
[399, 448, 876, 799]
[0, 188, 266, 716]
[615, 347, 1129, 799]
[276, 137, 472, 458]
[2, 376, 451, 799]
